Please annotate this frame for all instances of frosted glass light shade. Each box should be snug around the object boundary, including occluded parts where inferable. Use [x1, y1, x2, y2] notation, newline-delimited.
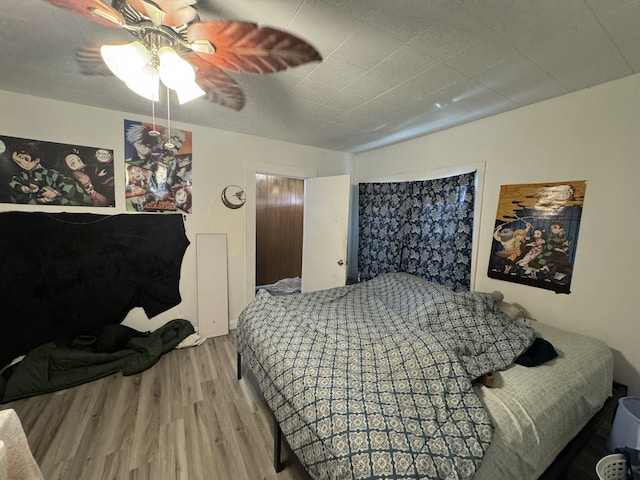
[176, 81, 206, 104]
[158, 46, 196, 89]
[158, 46, 205, 103]
[101, 43, 204, 104]
[126, 65, 160, 101]
[100, 42, 150, 82]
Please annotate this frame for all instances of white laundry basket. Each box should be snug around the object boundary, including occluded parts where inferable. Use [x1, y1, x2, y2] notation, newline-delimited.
[609, 396, 640, 451]
[596, 454, 627, 480]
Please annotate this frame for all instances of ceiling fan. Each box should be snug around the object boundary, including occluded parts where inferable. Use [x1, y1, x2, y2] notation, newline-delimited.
[45, 0, 323, 110]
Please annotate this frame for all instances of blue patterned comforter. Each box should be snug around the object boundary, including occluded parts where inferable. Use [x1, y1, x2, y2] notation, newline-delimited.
[238, 273, 535, 479]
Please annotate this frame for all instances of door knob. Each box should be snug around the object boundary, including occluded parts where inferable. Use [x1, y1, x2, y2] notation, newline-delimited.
[337, 260, 344, 266]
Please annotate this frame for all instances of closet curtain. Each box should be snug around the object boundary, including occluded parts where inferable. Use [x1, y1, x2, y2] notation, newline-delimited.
[358, 171, 475, 291]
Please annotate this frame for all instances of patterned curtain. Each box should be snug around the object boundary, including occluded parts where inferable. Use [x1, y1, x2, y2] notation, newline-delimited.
[358, 171, 475, 291]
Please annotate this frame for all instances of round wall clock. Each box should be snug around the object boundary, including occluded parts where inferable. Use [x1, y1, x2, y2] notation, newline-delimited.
[221, 185, 246, 209]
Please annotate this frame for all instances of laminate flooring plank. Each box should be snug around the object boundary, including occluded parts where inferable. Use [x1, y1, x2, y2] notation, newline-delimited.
[128, 363, 163, 470]
[178, 344, 204, 406]
[210, 336, 240, 386]
[151, 352, 175, 427]
[217, 334, 243, 385]
[201, 379, 256, 480]
[157, 348, 184, 424]
[100, 372, 141, 456]
[154, 417, 188, 480]
[209, 406, 253, 480]
[182, 399, 226, 480]
[226, 398, 281, 480]
[102, 448, 134, 480]
[76, 454, 109, 480]
[191, 339, 219, 382]
[127, 460, 152, 480]
[59, 377, 118, 480]
[45, 380, 104, 466]
[202, 370, 233, 407]
[39, 455, 71, 480]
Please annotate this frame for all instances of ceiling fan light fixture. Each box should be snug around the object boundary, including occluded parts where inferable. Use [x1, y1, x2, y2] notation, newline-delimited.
[176, 81, 206, 104]
[64, 0, 321, 110]
[158, 46, 197, 90]
[157, 46, 205, 102]
[125, 65, 160, 101]
[100, 41, 150, 83]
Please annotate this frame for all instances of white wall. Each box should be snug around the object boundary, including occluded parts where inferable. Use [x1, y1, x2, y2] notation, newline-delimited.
[353, 73, 640, 396]
[0, 90, 350, 336]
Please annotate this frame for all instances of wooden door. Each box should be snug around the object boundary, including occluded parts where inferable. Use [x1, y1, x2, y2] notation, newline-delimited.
[255, 174, 304, 286]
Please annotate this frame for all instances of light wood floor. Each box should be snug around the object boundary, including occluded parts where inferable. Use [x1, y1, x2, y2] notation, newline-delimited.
[2, 330, 611, 480]
[2, 331, 312, 480]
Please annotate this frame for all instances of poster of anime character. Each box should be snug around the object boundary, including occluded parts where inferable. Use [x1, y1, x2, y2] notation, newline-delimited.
[0, 134, 115, 207]
[488, 181, 587, 294]
[124, 119, 193, 213]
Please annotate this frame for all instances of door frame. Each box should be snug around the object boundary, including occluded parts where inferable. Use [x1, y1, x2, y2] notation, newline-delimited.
[244, 161, 317, 304]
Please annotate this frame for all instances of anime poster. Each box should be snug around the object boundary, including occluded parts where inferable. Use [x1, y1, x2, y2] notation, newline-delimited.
[488, 181, 587, 294]
[124, 119, 193, 213]
[0, 134, 115, 207]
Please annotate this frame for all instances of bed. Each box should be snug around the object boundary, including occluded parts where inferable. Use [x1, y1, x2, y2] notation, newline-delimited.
[237, 272, 614, 480]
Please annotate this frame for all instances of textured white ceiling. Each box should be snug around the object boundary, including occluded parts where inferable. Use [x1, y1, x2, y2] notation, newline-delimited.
[1, 0, 639, 153]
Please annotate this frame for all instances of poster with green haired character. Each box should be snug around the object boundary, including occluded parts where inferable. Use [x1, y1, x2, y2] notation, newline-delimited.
[488, 180, 587, 294]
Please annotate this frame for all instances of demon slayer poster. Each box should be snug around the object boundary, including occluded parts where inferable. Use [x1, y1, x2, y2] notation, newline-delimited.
[0, 134, 115, 207]
[124, 119, 193, 213]
[488, 181, 587, 294]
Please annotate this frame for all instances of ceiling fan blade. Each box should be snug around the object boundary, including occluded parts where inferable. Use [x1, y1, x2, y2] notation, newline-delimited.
[189, 0, 234, 19]
[43, 0, 124, 28]
[125, 0, 198, 27]
[185, 54, 245, 110]
[76, 46, 115, 75]
[187, 21, 322, 74]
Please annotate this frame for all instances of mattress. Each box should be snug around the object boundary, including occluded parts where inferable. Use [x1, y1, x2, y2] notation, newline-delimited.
[474, 321, 614, 480]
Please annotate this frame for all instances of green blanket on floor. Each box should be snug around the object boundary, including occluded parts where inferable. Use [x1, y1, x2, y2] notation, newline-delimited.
[0, 319, 194, 403]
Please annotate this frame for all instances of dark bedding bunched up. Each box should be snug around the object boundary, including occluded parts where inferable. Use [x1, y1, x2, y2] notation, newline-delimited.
[0, 318, 194, 403]
[238, 273, 537, 480]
